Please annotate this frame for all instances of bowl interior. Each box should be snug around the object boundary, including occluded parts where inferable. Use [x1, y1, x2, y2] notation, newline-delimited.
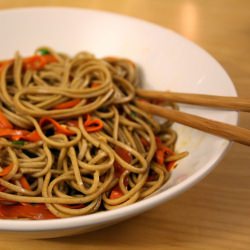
[0, 7, 237, 232]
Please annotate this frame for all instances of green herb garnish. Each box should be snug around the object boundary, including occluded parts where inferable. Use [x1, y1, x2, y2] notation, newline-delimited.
[12, 140, 25, 146]
[130, 111, 137, 118]
[38, 49, 50, 55]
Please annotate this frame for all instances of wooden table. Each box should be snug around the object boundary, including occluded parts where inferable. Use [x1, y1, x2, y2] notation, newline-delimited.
[0, 0, 249, 249]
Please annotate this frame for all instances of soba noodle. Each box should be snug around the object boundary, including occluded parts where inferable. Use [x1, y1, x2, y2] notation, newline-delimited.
[0, 47, 187, 219]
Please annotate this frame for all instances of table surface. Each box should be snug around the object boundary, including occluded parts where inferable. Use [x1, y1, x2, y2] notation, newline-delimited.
[0, 0, 249, 249]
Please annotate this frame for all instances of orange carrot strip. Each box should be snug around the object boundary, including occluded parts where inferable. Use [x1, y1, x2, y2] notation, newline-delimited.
[0, 111, 13, 129]
[39, 117, 75, 136]
[155, 149, 165, 165]
[110, 185, 123, 199]
[85, 119, 103, 132]
[0, 60, 13, 71]
[0, 164, 13, 177]
[140, 137, 150, 147]
[24, 55, 57, 70]
[155, 137, 174, 166]
[166, 161, 177, 171]
[0, 203, 57, 220]
[84, 114, 92, 126]
[91, 82, 101, 88]
[22, 130, 41, 142]
[0, 128, 32, 141]
[0, 54, 57, 72]
[84, 114, 103, 132]
[19, 176, 31, 191]
[67, 115, 103, 133]
[53, 99, 81, 109]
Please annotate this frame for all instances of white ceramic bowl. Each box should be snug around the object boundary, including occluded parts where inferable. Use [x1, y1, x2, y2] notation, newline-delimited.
[0, 7, 238, 239]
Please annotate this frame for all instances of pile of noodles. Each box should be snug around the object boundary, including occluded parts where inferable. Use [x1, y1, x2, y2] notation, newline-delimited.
[0, 47, 187, 219]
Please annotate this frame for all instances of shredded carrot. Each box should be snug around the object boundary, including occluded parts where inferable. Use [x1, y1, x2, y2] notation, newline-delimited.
[155, 149, 165, 165]
[19, 176, 31, 191]
[155, 147, 174, 165]
[140, 137, 150, 147]
[110, 185, 123, 199]
[0, 54, 57, 72]
[0, 111, 13, 129]
[24, 54, 57, 70]
[84, 114, 104, 132]
[66, 115, 103, 133]
[0, 60, 13, 71]
[0, 118, 74, 141]
[0, 164, 13, 177]
[22, 130, 41, 142]
[91, 82, 101, 88]
[39, 117, 75, 136]
[53, 99, 81, 109]
[0, 128, 29, 139]
[0, 203, 57, 219]
[166, 161, 177, 171]
[155, 137, 174, 167]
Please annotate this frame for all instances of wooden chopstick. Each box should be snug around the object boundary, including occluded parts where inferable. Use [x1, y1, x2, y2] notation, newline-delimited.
[136, 89, 250, 112]
[135, 100, 250, 146]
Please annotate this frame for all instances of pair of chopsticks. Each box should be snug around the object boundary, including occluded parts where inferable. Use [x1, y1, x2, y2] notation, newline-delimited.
[135, 89, 250, 146]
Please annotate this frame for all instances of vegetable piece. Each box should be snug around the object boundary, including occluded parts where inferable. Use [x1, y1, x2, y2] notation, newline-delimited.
[0, 128, 29, 139]
[24, 55, 57, 70]
[0, 111, 13, 129]
[155, 145, 174, 165]
[0, 54, 56, 71]
[0, 60, 12, 71]
[110, 185, 123, 199]
[85, 120, 103, 132]
[53, 99, 81, 109]
[84, 114, 104, 133]
[155, 149, 165, 165]
[84, 114, 103, 133]
[38, 49, 50, 55]
[140, 137, 150, 148]
[12, 140, 25, 146]
[39, 117, 75, 136]
[91, 82, 101, 88]
[166, 161, 177, 172]
[67, 115, 104, 133]
[6, 129, 41, 142]
[0, 203, 57, 219]
[0, 164, 13, 177]
[22, 130, 41, 142]
[155, 137, 174, 166]
[19, 176, 31, 191]
[130, 111, 137, 119]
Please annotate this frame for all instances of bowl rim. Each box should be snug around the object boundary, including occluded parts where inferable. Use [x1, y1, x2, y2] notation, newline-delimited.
[0, 6, 239, 231]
